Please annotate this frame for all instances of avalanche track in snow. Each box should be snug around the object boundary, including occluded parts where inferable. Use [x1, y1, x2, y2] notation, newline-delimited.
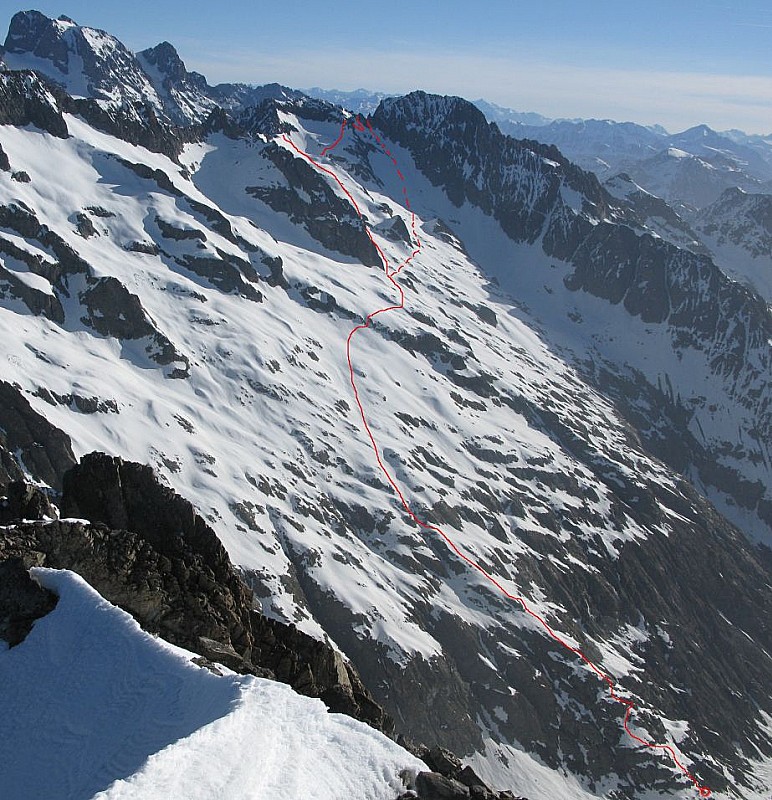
[284, 117, 712, 798]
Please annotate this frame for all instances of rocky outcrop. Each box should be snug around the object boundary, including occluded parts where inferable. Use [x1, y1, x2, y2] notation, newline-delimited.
[0, 69, 69, 137]
[0, 557, 58, 647]
[398, 747, 526, 800]
[137, 41, 217, 125]
[0, 142, 11, 171]
[0, 481, 56, 523]
[0, 381, 76, 491]
[79, 277, 191, 377]
[248, 142, 381, 266]
[69, 97, 193, 161]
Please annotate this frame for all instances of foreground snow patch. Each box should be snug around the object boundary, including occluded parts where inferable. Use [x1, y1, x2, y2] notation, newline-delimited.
[0, 568, 421, 800]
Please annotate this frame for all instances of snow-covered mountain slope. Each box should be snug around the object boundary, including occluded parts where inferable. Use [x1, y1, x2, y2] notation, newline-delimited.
[693, 188, 772, 304]
[0, 567, 421, 800]
[372, 93, 772, 546]
[603, 172, 708, 255]
[1, 14, 771, 799]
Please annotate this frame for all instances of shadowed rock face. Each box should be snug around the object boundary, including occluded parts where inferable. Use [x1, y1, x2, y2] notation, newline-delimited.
[248, 142, 382, 267]
[0, 381, 76, 492]
[0, 70, 69, 138]
[0, 557, 58, 647]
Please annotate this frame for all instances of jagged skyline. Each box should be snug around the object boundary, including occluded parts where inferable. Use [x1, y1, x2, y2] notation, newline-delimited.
[4, 1, 772, 134]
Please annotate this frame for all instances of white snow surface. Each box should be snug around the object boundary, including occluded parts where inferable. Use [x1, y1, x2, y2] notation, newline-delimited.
[0, 568, 421, 800]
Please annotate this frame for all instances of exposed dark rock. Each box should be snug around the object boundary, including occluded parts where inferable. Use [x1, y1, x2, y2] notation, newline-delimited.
[250, 612, 393, 733]
[202, 106, 245, 139]
[0, 448, 522, 795]
[0, 69, 69, 138]
[125, 240, 160, 255]
[11, 170, 30, 182]
[0, 381, 76, 491]
[137, 41, 216, 126]
[176, 254, 262, 301]
[396, 747, 527, 800]
[0, 143, 10, 171]
[0, 557, 58, 647]
[0, 258, 64, 322]
[115, 157, 182, 196]
[415, 772, 470, 799]
[0, 481, 56, 523]
[236, 99, 292, 138]
[377, 214, 412, 243]
[423, 747, 463, 776]
[79, 276, 190, 375]
[0, 201, 94, 323]
[75, 211, 97, 238]
[156, 216, 206, 241]
[86, 206, 114, 218]
[261, 254, 286, 287]
[185, 198, 241, 244]
[34, 387, 118, 415]
[248, 142, 381, 266]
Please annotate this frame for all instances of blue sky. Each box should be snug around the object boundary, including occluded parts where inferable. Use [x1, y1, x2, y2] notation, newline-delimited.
[4, 1, 772, 132]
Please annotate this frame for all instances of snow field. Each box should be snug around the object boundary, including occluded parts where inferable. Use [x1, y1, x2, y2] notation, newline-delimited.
[0, 568, 423, 800]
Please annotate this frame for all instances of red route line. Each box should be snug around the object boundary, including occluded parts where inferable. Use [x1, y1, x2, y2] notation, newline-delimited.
[281, 118, 712, 799]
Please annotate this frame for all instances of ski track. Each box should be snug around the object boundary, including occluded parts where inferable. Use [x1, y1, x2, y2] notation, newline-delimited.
[284, 116, 713, 799]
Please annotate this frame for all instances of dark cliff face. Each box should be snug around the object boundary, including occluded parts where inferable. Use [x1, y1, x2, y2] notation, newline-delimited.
[0, 381, 76, 491]
[3, 11, 71, 67]
[372, 91, 615, 243]
[139, 41, 202, 87]
[0, 70, 69, 138]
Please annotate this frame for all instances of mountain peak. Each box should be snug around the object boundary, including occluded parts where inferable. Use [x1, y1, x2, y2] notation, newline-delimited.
[375, 91, 488, 135]
[4, 10, 75, 71]
[138, 41, 189, 82]
[2, 9, 161, 110]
